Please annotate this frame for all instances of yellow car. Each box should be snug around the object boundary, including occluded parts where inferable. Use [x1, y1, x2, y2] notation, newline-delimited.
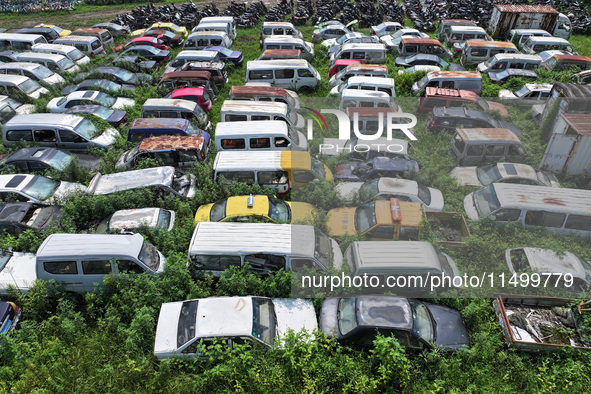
[194, 195, 317, 225]
[34, 24, 71, 37]
[131, 22, 188, 38]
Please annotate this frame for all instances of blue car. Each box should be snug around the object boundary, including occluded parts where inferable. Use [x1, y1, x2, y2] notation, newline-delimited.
[204, 46, 243, 66]
[335, 157, 420, 182]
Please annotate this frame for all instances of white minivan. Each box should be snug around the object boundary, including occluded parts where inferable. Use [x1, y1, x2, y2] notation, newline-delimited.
[245, 60, 321, 91]
[16, 52, 79, 74]
[0, 74, 49, 99]
[220, 100, 305, 129]
[31, 43, 91, 65]
[215, 120, 308, 151]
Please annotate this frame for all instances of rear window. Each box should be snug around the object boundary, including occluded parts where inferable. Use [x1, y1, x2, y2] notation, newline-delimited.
[91, 40, 101, 50]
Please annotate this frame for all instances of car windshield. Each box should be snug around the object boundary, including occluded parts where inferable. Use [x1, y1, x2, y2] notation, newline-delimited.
[114, 68, 134, 82]
[411, 301, 435, 343]
[46, 149, 74, 171]
[157, 209, 172, 229]
[252, 298, 276, 346]
[476, 97, 490, 110]
[337, 298, 357, 335]
[53, 26, 63, 33]
[314, 228, 333, 268]
[18, 79, 40, 94]
[32, 66, 54, 79]
[355, 203, 377, 233]
[94, 92, 115, 107]
[0, 104, 16, 124]
[352, 160, 372, 177]
[122, 145, 140, 163]
[268, 197, 290, 222]
[359, 178, 380, 200]
[93, 105, 115, 118]
[473, 185, 501, 216]
[96, 215, 111, 233]
[514, 85, 531, 98]
[217, 47, 233, 56]
[169, 23, 181, 31]
[22, 176, 59, 200]
[74, 118, 100, 139]
[185, 122, 201, 137]
[417, 184, 432, 205]
[310, 157, 326, 180]
[483, 56, 497, 67]
[58, 57, 75, 70]
[287, 127, 299, 144]
[416, 74, 430, 90]
[476, 164, 502, 186]
[68, 48, 84, 61]
[209, 198, 227, 221]
[137, 241, 160, 271]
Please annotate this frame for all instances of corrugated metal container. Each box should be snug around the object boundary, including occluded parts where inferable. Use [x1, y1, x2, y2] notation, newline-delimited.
[540, 113, 591, 175]
[488, 5, 559, 39]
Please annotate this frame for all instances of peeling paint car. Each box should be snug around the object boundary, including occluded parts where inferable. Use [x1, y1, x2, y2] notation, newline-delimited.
[96, 207, 175, 234]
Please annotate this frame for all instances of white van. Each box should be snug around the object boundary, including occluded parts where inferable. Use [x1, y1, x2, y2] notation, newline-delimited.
[521, 36, 577, 55]
[476, 54, 542, 73]
[0, 74, 49, 99]
[411, 71, 483, 96]
[0, 33, 47, 50]
[71, 28, 114, 49]
[16, 52, 79, 74]
[330, 43, 387, 65]
[260, 22, 303, 43]
[508, 29, 553, 49]
[191, 22, 232, 38]
[245, 59, 321, 91]
[215, 120, 308, 151]
[141, 98, 211, 131]
[460, 40, 519, 66]
[464, 184, 591, 238]
[220, 100, 304, 129]
[329, 64, 389, 86]
[54, 35, 105, 56]
[183, 31, 232, 50]
[339, 89, 393, 112]
[163, 50, 220, 74]
[36, 233, 165, 293]
[31, 43, 90, 65]
[198, 16, 236, 40]
[262, 36, 314, 60]
[188, 222, 343, 276]
[0, 62, 64, 86]
[330, 76, 396, 96]
[443, 26, 491, 45]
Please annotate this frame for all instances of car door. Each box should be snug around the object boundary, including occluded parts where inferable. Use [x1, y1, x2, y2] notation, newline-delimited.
[58, 129, 89, 151]
[80, 259, 113, 292]
[33, 128, 58, 148]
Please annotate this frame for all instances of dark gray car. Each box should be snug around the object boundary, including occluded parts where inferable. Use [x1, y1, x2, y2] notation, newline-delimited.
[0, 202, 62, 234]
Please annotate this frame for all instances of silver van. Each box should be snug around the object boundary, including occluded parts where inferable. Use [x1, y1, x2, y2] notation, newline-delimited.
[521, 36, 576, 55]
[17, 52, 79, 74]
[245, 59, 321, 92]
[215, 120, 308, 151]
[54, 35, 105, 56]
[0, 33, 47, 50]
[36, 233, 165, 293]
[188, 222, 343, 276]
[184, 31, 232, 50]
[476, 54, 542, 73]
[163, 50, 220, 74]
[412, 71, 483, 96]
[330, 43, 387, 65]
[329, 64, 389, 86]
[260, 22, 303, 43]
[508, 29, 553, 49]
[2, 113, 119, 151]
[0, 74, 49, 99]
[443, 26, 491, 46]
[191, 22, 232, 38]
[262, 36, 314, 60]
[0, 62, 64, 86]
[31, 43, 91, 65]
[464, 183, 591, 238]
[339, 89, 393, 112]
[220, 100, 304, 129]
[330, 76, 396, 96]
[71, 28, 114, 49]
[450, 127, 526, 166]
[199, 16, 236, 40]
[141, 98, 211, 131]
[460, 40, 519, 66]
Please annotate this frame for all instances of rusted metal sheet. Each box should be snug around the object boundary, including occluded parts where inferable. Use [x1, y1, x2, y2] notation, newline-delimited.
[400, 38, 443, 46]
[260, 49, 301, 57]
[230, 85, 287, 98]
[456, 128, 520, 142]
[130, 118, 188, 129]
[138, 136, 204, 152]
[72, 28, 109, 34]
[489, 5, 558, 39]
[465, 40, 517, 48]
[494, 5, 558, 14]
[427, 70, 482, 79]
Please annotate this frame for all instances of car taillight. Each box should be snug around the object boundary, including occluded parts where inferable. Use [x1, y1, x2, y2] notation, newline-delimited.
[429, 117, 437, 129]
[455, 48, 461, 52]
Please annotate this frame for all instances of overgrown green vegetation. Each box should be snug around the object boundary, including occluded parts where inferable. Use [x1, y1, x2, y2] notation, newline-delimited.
[0, 4, 590, 392]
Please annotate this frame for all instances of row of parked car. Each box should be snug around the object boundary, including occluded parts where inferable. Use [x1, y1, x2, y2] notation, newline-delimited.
[0, 10, 590, 357]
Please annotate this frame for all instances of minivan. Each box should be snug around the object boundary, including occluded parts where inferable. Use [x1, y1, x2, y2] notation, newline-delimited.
[508, 29, 553, 49]
[396, 38, 452, 59]
[213, 150, 332, 194]
[0, 74, 49, 99]
[464, 183, 591, 238]
[179, 61, 228, 88]
[36, 233, 165, 293]
[476, 53, 542, 73]
[541, 54, 591, 71]
[191, 22, 233, 39]
[330, 76, 396, 96]
[215, 120, 308, 151]
[17, 52, 79, 74]
[188, 222, 343, 276]
[198, 16, 237, 40]
[329, 64, 389, 86]
[257, 49, 303, 61]
[115, 135, 209, 169]
[126, 118, 210, 146]
[260, 22, 303, 44]
[450, 127, 526, 166]
[14, 27, 59, 44]
[460, 40, 519, 66]
[158, 70, 218, 96]
[521, 36, 576, 55]
[443, 26, 490, 46]
[245, 59, 321, 91]
[417, 87, 509, 116]
[344, 241, 461, 292]
[229, 85, 300, 110]
[163, 50, 220, 74]
[183, 31, 232, 50]
[70, 28, 114, 49]
[31, 43, 90, 65]
[330, 43, 387, 65]
[0, 33, 47, 50]
[220, 100, 304, 129]
[141, 98, 211, 131]
[3, 113, 119, 151]
[339, 89, 393, 112]
[412, 71, 482, 96]
[262, 36, 314, 60]
[53, 35, 105, 56]
[436, 19, 477, 41]
[0, 62, 64, 86]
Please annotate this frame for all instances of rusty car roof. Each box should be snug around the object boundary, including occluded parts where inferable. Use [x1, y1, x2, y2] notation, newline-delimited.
[401, 38, 443, 45]
[465, 40, 517, 48]
[427, 71, 482, 78]
[456, 128, 521, 142]
[491, 183, 591, 212]
[138, 135, 204, 152]
[561, 113, 591, 135]
[552, 54, 591, 62]
[230, 85, 288, 97]
[493, 4, 558, 14]
[130, 118, 189, 129]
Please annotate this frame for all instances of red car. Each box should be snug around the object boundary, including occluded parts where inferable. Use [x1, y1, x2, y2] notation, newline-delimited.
[115, 36, 169, 52]
[171, 87, 212, 112]
[328, 59, 361, 78]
